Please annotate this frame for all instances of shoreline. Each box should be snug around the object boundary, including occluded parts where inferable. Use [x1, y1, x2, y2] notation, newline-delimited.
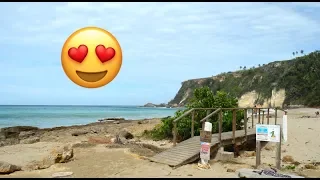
[0, 117, 168, 130]
[0, 108, 319, 178]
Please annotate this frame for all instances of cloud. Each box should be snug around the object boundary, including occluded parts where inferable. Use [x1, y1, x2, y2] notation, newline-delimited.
[1, 2, 320, 104]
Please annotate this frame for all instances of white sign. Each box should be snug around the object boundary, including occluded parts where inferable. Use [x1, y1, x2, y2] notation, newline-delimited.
[256, 124, 280, 142]
[282, 115, 288, 142]
[200, 142, 210, 161]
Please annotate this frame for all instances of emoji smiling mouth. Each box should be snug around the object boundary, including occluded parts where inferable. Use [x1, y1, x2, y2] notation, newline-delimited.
[76, 70, 108, 82]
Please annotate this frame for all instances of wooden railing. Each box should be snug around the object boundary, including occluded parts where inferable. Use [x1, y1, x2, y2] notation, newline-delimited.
[172, 107, 287, 146]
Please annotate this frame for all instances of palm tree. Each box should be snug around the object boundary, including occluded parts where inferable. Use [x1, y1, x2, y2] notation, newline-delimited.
[293, 52, 295, 56]
[243, 66, 246, 70]
[258, 64, 261, 67]
[240, 66, 242, 70]
[296, 51, 298, 55]
[301, 50, 304, 54]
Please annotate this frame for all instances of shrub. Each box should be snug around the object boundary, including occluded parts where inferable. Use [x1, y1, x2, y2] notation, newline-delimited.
[146, 86, 244, 142]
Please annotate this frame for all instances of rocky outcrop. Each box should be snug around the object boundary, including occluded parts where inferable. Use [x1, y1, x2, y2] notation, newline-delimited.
[0, 126, 40, 147]
[168, 51, 320, 107]
[142, 103, 171, 108]
[25, 144, 74, 170]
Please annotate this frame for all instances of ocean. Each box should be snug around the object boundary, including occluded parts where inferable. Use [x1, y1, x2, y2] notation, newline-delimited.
[0, 105, 182, 129]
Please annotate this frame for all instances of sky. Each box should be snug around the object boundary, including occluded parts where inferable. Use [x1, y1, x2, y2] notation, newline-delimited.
[0, 2, 320, 105]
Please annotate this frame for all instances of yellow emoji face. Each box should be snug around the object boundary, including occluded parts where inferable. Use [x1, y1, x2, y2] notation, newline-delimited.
[61, 27, 122, 88]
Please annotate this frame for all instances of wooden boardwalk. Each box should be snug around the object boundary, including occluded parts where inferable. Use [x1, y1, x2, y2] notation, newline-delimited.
[149, 128, 256, 167]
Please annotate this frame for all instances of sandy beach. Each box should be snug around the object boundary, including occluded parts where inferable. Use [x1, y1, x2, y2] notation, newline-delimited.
[0, 108, 319, 178]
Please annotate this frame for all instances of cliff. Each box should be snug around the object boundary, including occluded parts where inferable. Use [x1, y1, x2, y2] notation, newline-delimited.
[169, 51, 320, 108]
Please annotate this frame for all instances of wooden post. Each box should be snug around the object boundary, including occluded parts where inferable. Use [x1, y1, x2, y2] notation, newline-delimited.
[206, 110, 210, 122]
[256, 140, 261, 168]
[173, 122, 177, 146]
[202, 110, 211, 130]
[244, 109, 248, 142]
[191, 110, 195, 138]
[251, 108, 254, 128]
[258, 109, 261, 124]
[267, 108, 270, 124]
[276, 126, 282, 169]
[275, 108, 278, 125]
[262, 111, 265, 124]
[219, 110, 223, 145]
[232, 110, 236, 144]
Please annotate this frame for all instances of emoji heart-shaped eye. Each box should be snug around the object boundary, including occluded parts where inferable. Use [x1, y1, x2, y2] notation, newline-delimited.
[95, 45, 116, 63]
[68, 45, 88, 63]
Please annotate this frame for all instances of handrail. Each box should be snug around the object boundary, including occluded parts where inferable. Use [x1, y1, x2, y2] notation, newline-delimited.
[172, 106, 288, 147]
[199, 108, 221, 123]
[173, 108, 194, 122]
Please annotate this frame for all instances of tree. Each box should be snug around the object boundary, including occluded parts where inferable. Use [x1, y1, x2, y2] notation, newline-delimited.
[146, 87, 243, 141]
[293, 52, 295, 56]
[258, 64, 261, 67]
[240, 66, 242, 70]
[243, 66, 247, 70]
[301, 50, 304, 54]
[296, 51, 298, 55]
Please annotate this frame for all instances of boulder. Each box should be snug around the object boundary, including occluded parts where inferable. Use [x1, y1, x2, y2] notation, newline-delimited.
[118, 128, 134, 139]
[0, 161, 21, 174]
[25, 144, 73, 170]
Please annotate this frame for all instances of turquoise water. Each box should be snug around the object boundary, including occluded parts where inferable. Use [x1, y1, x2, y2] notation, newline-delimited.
[0, 105, 181, 128]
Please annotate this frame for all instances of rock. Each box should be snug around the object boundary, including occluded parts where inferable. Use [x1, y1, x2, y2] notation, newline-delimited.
[20, 137, 40, 144]
[113, 121, 120, 124]
[19, 131, 36, 139]
[118, 128, 134, 139]
[282, 155, 294, 163]
[52, 171, 74, 178]
[160, 142, 166, 146]
[0, 161, 21, 174]
[25, 144, 74, 170]
[227, 168, 236, 172]
[71, 130, 88, 136]
[243, 151, 256, 157]
[187, 174, 193, 176]
[111, 135, 128, 145]
[305, 164, 317, 169]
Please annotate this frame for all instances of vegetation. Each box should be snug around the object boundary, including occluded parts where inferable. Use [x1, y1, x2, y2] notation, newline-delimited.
[169, 50, 320, 107]
[145, 87, 244, 142]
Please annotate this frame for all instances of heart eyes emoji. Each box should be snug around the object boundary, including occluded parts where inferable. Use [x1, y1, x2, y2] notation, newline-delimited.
[68, 45, 116, 63]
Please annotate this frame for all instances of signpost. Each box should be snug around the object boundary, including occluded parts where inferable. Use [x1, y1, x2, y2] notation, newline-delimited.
[255, 124, 281, 169]
[200, 122, 212, 166]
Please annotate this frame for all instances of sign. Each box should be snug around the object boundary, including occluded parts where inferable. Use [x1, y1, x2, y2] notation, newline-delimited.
[282, 115, 288, 142]
[200, 130, 212, 143]
[200, 142, 210, 161]
[256, 124, 280, 142]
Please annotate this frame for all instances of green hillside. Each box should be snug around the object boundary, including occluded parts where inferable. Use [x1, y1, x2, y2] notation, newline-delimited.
[169, 51, 320, 107]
